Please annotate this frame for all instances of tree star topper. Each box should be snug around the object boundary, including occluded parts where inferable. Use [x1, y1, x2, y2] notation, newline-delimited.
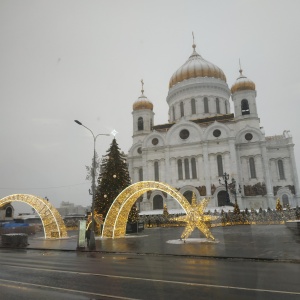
[111, 129, 118, 137]
[175, 193, 218, 241]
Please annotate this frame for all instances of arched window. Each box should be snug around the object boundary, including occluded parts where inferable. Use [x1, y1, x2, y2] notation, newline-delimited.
[191, 157, 197, 179]
[216, 98, 220, 114]
[139, 168, 143, 181]
[282, 194, 289, 207]
[241, 99, 250, 115]
[153, 195, 163, 210]
[180, 102, 184, 117]
[278, 160, 285, 180]
[217, 155, 223, 177]
[184, 158, 190, 179]
[204, 97, 209, 113]
[177, 159, 183, 180]
[172, 106, 175, 121]
[154, 161, 159, 181]
[191, 98, 196, 114]
[225, 100, 228, 114]
[5, 207, 12, 218]
[249, 157, 256, 178]
[150, 119, 153, 130]
[138, 117, 144, 130]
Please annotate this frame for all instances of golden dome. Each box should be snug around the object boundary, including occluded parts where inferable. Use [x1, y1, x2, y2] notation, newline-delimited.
[133, 95, 153, 111]
[133, 79, 153, 111]
[169, 44, 227, 89]
[231, 70, 256, 94]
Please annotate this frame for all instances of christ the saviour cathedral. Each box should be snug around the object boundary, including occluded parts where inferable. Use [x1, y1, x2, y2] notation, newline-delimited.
[127, 41, 300, 212]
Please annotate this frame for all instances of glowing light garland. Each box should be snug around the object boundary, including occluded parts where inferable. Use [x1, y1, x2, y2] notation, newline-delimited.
[0, 194, 68, 239]
[102, 181, 191, 238]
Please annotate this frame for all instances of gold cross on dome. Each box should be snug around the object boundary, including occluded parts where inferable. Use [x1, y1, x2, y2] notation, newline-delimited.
[141, 79, 144, 95]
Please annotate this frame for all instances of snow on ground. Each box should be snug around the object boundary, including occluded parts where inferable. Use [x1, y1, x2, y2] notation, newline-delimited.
[139, 206, 235, 216]
[167, 238, 219, 244]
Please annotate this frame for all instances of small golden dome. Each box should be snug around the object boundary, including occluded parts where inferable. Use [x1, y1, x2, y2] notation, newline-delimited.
[169, 44, 226, 89]
[133, 95, 153, 111]
[231, 70, 255, 94]
[133, 79, 153, 111]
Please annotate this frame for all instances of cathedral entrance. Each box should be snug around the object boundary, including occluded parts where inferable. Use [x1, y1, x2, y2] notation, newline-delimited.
[282, 194, 289, 207]
[183, 191, 193, 204]
[217, 191, 228, 206]
[153, 195, 163, 209]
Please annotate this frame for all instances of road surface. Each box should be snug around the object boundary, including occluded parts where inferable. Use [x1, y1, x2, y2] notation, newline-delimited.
[0, 249, 299, 299]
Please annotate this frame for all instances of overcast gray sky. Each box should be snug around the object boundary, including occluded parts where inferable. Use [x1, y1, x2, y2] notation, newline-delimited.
[1, 0, 300, 212]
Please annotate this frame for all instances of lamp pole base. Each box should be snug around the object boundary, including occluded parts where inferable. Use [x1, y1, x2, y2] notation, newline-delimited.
[88, 230, 96, 250]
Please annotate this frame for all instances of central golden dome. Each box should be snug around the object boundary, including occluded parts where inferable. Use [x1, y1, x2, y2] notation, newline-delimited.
[169, 44, 227, 89]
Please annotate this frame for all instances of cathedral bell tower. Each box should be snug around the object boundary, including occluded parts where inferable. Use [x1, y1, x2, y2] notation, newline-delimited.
[231, 67, 258, 120]
[132, 80, 154, 144]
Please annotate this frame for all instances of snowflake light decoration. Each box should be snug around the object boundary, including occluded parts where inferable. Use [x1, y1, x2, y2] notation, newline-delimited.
[175, 193, 218, 241]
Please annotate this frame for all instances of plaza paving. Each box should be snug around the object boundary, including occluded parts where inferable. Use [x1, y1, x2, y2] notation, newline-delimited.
[23, 224, 300, 261]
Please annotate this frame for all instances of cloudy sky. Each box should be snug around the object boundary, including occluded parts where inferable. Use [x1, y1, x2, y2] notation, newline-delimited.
[1, 0, 300, 213]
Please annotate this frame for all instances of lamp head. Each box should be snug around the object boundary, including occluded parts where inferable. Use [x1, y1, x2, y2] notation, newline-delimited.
[74, 120, 82, 125]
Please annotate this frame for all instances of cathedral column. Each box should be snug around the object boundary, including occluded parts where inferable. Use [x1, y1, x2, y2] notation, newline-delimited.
[228, 139, 238, 180]
[235, 145, 243, 189]
[164, 147, 170, 184]
[197, 155, 204, 182]
[147, 161, 153, 181]
[128, 158, 134, 182]
[169, 158, 176, 186]
[288, 144, 300, 199]
[260, 142, 274, 206]
[202, 142, 211, 196]
[142, 152, 148, 181]
[224, 152, 230, 175]
[133, 168, 138, 183]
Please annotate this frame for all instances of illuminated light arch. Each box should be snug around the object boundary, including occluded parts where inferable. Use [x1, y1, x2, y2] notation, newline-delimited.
[102, 181, 192, 238]
[0, 194, 68, 239]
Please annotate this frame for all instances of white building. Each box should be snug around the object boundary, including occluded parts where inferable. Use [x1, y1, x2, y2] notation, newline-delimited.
[127, 42, 300, 211]
[56, 201, 89, 217]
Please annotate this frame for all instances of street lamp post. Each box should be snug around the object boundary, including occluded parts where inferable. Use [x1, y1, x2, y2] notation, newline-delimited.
[219, 172, 230, 205]
[230, 178, 242, 209]
[74, 120, 110, 250]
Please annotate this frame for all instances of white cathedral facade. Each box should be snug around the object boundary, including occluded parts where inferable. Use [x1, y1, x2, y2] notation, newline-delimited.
[127, 42, 300, 212]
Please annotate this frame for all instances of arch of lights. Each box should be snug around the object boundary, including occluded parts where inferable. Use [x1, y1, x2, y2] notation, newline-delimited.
[102, 181, 192, 238]
[0, 194, 68, 239]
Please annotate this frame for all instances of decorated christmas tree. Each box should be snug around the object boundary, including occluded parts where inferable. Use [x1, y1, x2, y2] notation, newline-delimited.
[276, 198, 283, 211]
[94, 138, 132, 219]
[233, 203, 240, 215]
[128, 203, 139, 224]
[163, 204, 169, 218]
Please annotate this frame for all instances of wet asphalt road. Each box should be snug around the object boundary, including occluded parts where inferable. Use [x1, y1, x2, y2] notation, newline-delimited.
[0, 225, 299, 299]
[0, 249, 299, 300]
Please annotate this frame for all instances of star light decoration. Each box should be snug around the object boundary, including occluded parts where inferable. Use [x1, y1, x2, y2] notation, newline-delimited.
[175, 193, 219, 241]
[111, 129, 118, 137]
